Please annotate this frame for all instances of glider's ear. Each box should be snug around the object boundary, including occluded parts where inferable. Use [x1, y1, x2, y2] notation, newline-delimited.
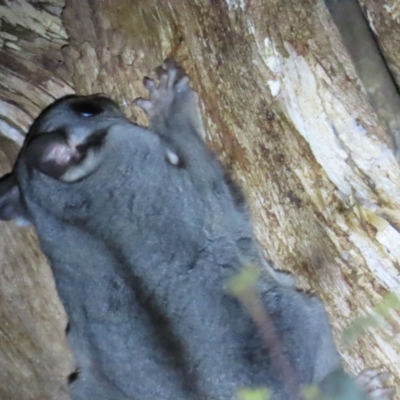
[0, 173, 30, 225]
[23, 131, 80, 180]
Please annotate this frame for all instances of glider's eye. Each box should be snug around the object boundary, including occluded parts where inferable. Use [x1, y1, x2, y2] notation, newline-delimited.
[71, 100, 104, 117]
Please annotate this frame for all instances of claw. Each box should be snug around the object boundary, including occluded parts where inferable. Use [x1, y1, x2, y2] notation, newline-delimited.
[154, 66, 167, 80]
[163, 57, 178, 70]
[160, 58, 187, 90]
[175, 75, 190, 92]
[143, 78, 158, 95]
[134, 58, 193, 120]
[167, 68, 178, 90]
[369, 387, 396, 400]
[355, 369, 395, 400]
[158, 72, 169, 91]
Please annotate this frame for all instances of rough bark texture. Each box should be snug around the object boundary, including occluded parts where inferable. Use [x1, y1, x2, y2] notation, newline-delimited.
[0, 1, 74, 399]
[0, 0, 400, 399]
[326, 0, 400, 160]
[360, 0, 400, 88]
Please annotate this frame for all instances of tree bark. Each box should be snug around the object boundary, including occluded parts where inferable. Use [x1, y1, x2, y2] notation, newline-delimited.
[359, 0, 400, 88]
[326, 0, 400, 161]
[0, 0, 399, 399]
[0, 2, 74, 399]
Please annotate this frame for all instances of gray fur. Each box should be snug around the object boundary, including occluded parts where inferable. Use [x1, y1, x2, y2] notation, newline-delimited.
[0, 62, 390, 400]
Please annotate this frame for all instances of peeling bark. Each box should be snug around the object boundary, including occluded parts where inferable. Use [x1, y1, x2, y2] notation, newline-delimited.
[0, 0, 399, 399]
[326, 0, 400, 162]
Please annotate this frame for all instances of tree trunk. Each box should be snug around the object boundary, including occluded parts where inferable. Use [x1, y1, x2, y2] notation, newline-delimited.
[0, 0, 399, 399]
[359, 0, 400, 88]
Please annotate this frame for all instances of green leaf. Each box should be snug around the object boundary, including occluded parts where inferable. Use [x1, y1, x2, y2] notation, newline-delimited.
[302, 384, 321, 400]
[341, 292, 400, 345]
[228, 266, 260, 297]
[237, 387, 270, 400]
